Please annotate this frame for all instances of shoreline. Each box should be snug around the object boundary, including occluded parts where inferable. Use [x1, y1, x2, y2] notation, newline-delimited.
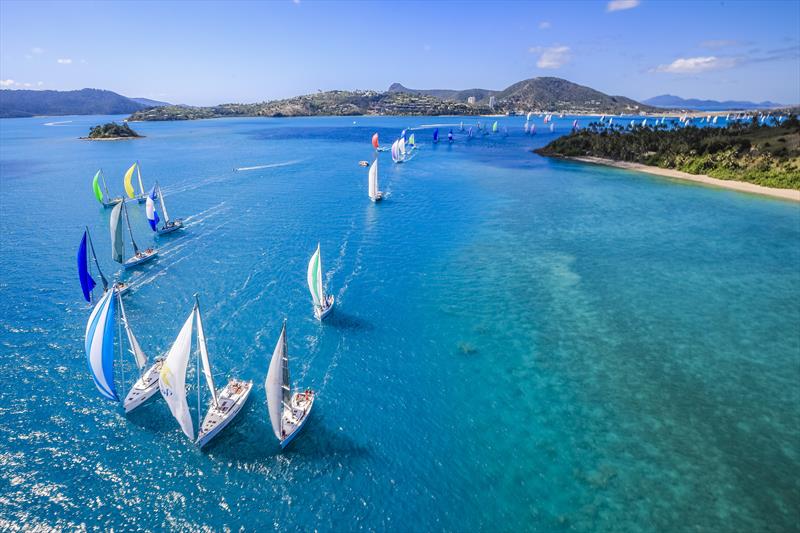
[565, 156, 800, 202]
[79, 136, 143, 141]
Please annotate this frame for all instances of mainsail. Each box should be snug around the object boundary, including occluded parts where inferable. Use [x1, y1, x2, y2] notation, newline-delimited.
[157, 183, 171, 223]
[85, 289, 118, 401]
[307, 244, 324, 308]
[110, 202, 125, 263]
[77, 231, 96, 302]
[159, 308, 195, 439]
[399, 137, 406, 156]
[433, 128, 439, 142]
[117, 289, 148, 371]
[196, 302, 218, 407]
[368, 158, 379, 199]
[266, 322, 290, 441]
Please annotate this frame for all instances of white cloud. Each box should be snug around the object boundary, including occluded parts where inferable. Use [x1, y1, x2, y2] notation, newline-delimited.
[653, 55, 736, 73]
[607, 0, 640, 12]
[0, 79, 14, 87]
[57, 58, 72, 64]
[31, 47, 44, 54]
[530, 45, 571, 69]
[539, 21, 551, 29]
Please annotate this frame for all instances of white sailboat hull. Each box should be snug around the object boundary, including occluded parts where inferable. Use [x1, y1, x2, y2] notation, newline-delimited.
[124, 360, 164, 413]
[123, 249, 158, 269]
[197, 379, 253, 448]
[370, 192, 383, 202]
[103, 197, 123, 208]
[157, 219, 184, 235]
[280, 391, 315, 449]
[314, 295, 335, 321]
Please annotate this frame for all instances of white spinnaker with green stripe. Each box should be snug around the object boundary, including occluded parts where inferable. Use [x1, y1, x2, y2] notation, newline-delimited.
[307, 244, 324, 308]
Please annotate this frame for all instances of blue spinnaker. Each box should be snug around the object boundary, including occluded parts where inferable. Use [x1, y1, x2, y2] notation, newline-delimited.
[77, 231, 96, 302]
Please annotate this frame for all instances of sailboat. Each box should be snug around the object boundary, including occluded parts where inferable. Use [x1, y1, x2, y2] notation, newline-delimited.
[158, 296, 253, 448]
[492, 121, 498, 133]
[124, 162, 148, 203]
[308, 243, 334, 320]
[526, 111, 533, 121]
[110, 200, 157, 269]
[151, 182, 184, 235]
[433, 128, 439, 143]
[448, 130, 454, 142]
[467, 127, 474, 139]
[549, 123, 554, 133]
[459, 121, 464, 132]
[78, 227, 128, 303]
[391, 139, 402, 164]
[368, 158, 383, 202]
[408, 133, 416, 150]
[92, 169, 123, 208]
[530, 124, 536, 135]
[524, 122, 529, 133]
[84, 285, 161, 412]
[266, 320, 315, 449]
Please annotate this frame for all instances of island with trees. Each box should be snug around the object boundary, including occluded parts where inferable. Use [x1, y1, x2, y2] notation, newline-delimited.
[535, 116, 800, 192]
[84, 121, 143, 140]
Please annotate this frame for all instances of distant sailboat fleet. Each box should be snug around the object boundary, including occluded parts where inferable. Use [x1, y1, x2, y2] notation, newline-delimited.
[78, 109, 787, 451]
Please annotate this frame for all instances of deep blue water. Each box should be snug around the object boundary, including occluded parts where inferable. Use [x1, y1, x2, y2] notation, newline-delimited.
[0, 114, 798, 531]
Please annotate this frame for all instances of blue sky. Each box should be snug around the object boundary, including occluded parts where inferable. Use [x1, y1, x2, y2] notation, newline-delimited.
[1, 0, 798, 106]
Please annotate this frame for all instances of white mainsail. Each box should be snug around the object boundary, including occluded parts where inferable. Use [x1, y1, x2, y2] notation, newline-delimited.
[368, 158, 379, 199]
[398, 137, 406, 156]
[196, 303, 218, 407]
[266, 322, 290, 441]
[110, 202, 124, 264]
[159, 309, 195, 439]
[307, 244, 324, 308]
[117, 289, 147, 371]
[157, 183, 171, 223]
[136, 162, 145, 197]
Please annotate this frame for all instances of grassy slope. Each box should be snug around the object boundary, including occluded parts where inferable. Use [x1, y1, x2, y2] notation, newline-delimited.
[535, 119, 800, 190]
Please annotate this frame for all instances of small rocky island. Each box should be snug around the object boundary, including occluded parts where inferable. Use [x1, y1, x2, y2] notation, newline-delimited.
[84, 121, 143, 140]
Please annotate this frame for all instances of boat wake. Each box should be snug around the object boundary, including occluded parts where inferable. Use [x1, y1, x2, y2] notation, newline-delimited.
[182, 201, 228, 226]
[234, 160, 303, 172]
[43, 120, 73, 126]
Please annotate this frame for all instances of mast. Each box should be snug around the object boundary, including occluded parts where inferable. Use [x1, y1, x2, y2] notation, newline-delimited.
[157, 182, 170, 223]
[281, 321, 291, 418]
[195, 294, 218, 408]
[195, 301, 201, 433]
[85, 226, 108, 291]
[121, 200, 140, 254]
[136, 161, 145, 196]
[117, 288, 148, 375]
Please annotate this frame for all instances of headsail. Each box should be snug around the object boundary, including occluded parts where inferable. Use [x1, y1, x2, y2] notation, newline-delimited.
[124, 163, 137, 199]
[266, 321, 290, 441]
[159, 308, 195, 439]
[92, 170, 104, 204]
[368, 158, 379, 199]
[117, 289, 147, 371]
[195, 300, 218, 407]
[110, 202, 125, 263]
[492, 121, 498, 133]
[371, 133, 379, 149]
[390, 140, 400, 163]
[85, 289, 118, 401]
[77, 231, 96, 302]
[408, 133, 415, 147]
[307, 244, 324, 308]
[433, 128, 439, 142]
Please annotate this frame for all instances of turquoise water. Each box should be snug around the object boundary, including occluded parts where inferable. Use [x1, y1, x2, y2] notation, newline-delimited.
[0, 115, 798, 531]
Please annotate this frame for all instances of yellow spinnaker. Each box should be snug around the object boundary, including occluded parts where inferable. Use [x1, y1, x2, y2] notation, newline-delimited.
[123, 163, 137, 198]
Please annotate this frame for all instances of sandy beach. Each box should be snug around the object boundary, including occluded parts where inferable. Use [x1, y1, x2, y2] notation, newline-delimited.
[568, 156, 800, 202]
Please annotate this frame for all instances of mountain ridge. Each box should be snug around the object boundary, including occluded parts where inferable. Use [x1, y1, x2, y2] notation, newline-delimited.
[643, 94, 784, 111]
[0, 89, 168, 118]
